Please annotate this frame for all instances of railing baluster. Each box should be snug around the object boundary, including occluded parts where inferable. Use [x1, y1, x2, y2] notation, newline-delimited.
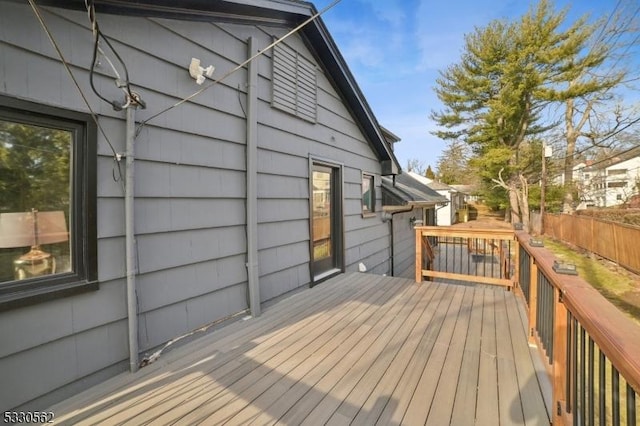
[599, 349, 606, 426]
[445, 236, 449, 273]
[588, 336, 595, 425]
[580, 326, 586, 425]
[613, 368, 620, 426]
[467, 238, 472, 274]
[627, 383, 636, 426]
[573, 318, 579, 425]
[553, 280, 569, 425]
[567, 312, 573, 415]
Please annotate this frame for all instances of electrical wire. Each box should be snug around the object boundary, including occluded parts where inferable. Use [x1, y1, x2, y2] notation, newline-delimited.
[550, 114, 640, 163]
[237, 84, 247, 119]
[579, 144, 640, 170]
[136, 0, 342, 133]
[27, 0, 125, 186]
[85, 0, 135, 110]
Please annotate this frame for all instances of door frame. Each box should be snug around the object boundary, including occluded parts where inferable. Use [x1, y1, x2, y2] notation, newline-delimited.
[308, 157, 344, 285]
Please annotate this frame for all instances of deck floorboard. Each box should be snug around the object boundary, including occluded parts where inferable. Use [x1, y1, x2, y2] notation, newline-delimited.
[48, 273, 551, 425]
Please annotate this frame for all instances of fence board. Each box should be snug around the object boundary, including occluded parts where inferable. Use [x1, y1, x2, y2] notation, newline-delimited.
[543, 214, 640, 275]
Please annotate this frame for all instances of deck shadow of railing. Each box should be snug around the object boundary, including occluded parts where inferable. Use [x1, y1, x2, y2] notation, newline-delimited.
[415, 225, 640, 426]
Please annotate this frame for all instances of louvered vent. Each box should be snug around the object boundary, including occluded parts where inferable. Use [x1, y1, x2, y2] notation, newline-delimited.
[272, 42, 317, 123]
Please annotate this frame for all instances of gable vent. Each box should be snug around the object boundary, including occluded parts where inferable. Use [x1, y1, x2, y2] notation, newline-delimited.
[272, 42, 317, 123]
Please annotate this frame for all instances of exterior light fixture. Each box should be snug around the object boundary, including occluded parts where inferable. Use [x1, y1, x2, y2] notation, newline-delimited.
[529, 238, 544, 247]
[552, 260, 578, 275]
[189, 58, 214, 85]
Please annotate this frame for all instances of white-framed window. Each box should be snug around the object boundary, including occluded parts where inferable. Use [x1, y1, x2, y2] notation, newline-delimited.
[0, 96, 97, 311]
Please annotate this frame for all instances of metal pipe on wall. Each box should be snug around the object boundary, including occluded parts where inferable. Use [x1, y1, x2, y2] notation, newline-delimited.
[125, 105, 139, 372]
[246, 37, 260, 317]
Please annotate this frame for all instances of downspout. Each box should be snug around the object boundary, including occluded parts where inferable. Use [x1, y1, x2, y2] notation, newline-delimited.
[246, 37, 260, 317]
[435, 203, 448, 226]
[389, 206, 415, 277]
[388, 214, 394, 276]
[125, 105, 138, 373]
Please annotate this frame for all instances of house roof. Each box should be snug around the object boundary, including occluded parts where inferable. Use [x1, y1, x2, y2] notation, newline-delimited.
[407, 172, 456, 192]
[36, 0, 400, 175]
[450, 184, 477, 195]
[382, 173, 447, 208]
[584, 146, 640, 171]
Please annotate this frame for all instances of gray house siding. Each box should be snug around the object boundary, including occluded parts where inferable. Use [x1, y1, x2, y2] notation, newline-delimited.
[392, 210, 423, 279]
[0, 2, 391, 411]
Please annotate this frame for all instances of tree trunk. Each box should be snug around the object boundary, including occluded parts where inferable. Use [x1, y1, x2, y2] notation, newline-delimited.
[508, 178, 521, 224]
[518, 173, 530, 231]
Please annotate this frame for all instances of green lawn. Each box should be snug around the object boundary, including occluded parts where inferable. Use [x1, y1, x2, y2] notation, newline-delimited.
[543, 237, 640, 324]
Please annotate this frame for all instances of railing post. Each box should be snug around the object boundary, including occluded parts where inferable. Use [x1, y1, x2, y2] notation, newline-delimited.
[513, 237, 519, 287]
[553, 288, 569, 425]
[415, 228, 422, 283]
[528, 259, 538, 345]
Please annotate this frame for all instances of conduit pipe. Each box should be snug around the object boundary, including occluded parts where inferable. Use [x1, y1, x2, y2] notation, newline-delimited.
[125, 105, 139, 372]
[246, 37, 260, 317]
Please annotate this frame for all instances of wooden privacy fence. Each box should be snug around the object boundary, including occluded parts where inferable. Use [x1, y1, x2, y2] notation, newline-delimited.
[544, 213, 640, 274]
[415, 226, 640, 425]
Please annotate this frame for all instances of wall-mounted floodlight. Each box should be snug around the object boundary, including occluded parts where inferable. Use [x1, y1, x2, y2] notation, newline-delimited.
[189, 58, 214, 85]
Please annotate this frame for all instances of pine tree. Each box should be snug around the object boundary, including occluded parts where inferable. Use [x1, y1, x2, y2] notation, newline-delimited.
[430, 0, 627, 228]
[425, 165, 435, 180]
[436, 140, 469, 184]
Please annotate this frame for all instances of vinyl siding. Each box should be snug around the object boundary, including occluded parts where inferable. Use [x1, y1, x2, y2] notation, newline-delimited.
[0, 2, 391, 411]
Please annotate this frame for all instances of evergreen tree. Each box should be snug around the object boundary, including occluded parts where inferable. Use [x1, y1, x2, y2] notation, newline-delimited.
[425, 165, 435, 180]
[431, 0, 623, 228]
[436, 140, 470, 184]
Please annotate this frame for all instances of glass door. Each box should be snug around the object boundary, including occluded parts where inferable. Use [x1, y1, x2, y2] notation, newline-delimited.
[311, 163, 341, 280]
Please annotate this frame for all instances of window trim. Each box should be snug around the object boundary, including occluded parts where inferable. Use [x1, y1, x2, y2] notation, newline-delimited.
[361, 172, 376, 217]
[0, 95, 98, 311]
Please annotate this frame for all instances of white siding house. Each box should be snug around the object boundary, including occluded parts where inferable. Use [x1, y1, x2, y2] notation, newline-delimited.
[579, 148, 640, 208]
[407, 172, 465, 226]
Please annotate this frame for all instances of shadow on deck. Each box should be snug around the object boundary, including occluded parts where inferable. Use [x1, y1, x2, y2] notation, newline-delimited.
[48, 273, 551, 425]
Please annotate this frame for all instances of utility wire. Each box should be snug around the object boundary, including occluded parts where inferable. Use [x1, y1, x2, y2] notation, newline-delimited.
[27, 0, 125, 185]
[136, 0, 341, 133]
[85, 0, 136, 110]
[550, 114, 640, 163]
[578, 143, 640, 170]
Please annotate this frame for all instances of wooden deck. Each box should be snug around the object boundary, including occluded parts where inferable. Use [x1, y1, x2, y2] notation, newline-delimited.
[48, 273, 550, 425]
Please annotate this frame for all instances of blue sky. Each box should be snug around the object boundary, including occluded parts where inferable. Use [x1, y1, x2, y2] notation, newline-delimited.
[314, 0, 632, 171]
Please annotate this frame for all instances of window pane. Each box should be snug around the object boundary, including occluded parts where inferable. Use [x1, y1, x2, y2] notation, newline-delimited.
[0, 119, 72, 283]
[313, 170, 332, 260]
[362, 175, 373, 213]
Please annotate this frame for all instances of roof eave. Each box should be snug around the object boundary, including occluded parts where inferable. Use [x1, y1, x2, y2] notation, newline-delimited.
[301, 14, 399, 174]
[35, 0, 400, 174]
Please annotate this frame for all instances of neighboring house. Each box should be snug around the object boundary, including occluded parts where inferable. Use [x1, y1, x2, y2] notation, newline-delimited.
[450, 184, 479, 203]
[408, 172, 465, 226]
[552, 161, 589, 186]
[381, 173, 447, 278]
[551, 161, 594, 209]
[0, 0, 400, 411]
[582, 148, 640, 208]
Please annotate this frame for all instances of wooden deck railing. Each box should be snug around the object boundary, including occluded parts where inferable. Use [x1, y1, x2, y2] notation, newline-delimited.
[415, 226, 640, 425]
[414, 226, 517, 288]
